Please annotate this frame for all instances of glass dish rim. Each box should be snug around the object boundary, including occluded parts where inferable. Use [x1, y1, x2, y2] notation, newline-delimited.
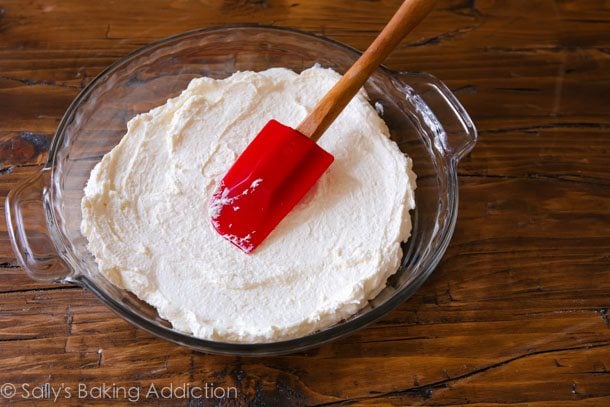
[46, 24, 463, 355]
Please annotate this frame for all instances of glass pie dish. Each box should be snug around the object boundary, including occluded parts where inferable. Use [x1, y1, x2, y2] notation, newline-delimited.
[5, 26, 476, 355]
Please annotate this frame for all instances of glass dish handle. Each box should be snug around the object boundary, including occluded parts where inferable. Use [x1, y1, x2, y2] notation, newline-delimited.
[395, 72, 478, 162]
[5, 168, 71, 282]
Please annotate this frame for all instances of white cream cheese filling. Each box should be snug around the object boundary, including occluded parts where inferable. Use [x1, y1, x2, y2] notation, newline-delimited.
[81, 66, 417, 343]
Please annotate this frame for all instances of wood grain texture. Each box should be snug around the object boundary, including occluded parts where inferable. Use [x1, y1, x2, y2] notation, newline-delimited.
[1, 0, 609, 405]
[298, 0, 437, 140]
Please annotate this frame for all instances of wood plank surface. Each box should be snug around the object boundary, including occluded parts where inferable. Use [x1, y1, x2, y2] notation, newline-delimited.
[1, 0, 609, 405]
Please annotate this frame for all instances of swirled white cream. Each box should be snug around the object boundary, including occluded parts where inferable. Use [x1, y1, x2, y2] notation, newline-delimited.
[81, 66, 416, 343]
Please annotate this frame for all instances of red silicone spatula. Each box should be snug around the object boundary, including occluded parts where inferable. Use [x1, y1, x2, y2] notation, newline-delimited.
[209, 0, 436, 253]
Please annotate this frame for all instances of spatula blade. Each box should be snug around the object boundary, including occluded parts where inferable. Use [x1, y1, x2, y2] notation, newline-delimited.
[209, 120, 334, 253]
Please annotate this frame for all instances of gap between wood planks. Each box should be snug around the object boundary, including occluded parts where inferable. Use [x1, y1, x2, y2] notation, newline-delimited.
[309, 341, 610, 406]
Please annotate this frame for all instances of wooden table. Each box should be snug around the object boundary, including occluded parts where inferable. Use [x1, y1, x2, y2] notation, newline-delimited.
[1, 0, 609, 405]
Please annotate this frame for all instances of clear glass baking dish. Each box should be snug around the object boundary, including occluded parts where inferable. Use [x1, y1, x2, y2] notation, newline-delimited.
[5, 26, 476, 355]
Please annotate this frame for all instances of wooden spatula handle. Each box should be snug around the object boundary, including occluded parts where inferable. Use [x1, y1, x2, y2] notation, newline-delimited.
[297, 0, 437, 142]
